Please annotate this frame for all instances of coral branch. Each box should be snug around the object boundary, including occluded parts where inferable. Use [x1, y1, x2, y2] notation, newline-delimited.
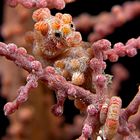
[78, 104, 99, 140]
[1, 1, 140, 140]
[103, 96, 122, 139]
[0, 42, 35, 72]
[44, 67, 98, 106]
[118, 86, 140, 136]
[4, 73, 39, 115]
[74, 1, 140, 42]
[103, 37, 140, 62]
[89, 39, 110, 98]
[6, 0, 75, 9]
[0, 42, 98, 115]
[0, 35, 140, 139]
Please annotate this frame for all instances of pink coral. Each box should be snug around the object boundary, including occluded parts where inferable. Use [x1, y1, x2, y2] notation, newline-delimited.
[0, 35, 140, 139]
[6, 0, 75, 9]
[74, 1, 140, 42]
[0, 3, 140, 140]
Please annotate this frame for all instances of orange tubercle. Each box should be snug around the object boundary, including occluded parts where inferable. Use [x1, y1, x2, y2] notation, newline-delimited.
[62, 14, 72, 24]
[61, 25, 71, 36]
[51, 19, 61, 30]
[55, 60, 65, 69]
[106, 119, 118, 128]
[34, 21, 49, 35]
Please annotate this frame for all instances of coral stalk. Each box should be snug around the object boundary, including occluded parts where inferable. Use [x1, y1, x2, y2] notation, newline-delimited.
[74, 1, 140, 42]
[0, 35, 140, 139]
[0, 42, 97, 116]
[6, 0, 75, 9]
[119, 86, 140, 135]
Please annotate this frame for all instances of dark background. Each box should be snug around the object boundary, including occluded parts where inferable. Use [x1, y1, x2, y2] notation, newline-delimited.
[0, 0, 140, 138]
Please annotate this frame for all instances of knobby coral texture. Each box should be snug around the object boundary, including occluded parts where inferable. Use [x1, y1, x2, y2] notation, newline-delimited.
[7, 0, 75, 9]
[0, 0, 140, 140]
[74, 1, 140, 42]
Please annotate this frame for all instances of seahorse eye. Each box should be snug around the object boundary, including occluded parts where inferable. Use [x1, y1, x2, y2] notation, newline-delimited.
[54, 32, 61, 38]
[70, 23, 74, 28]
[70, 23, 75, 30]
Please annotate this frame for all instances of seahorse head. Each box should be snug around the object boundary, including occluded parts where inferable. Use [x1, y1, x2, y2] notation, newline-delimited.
[32, 8, 82, 59]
